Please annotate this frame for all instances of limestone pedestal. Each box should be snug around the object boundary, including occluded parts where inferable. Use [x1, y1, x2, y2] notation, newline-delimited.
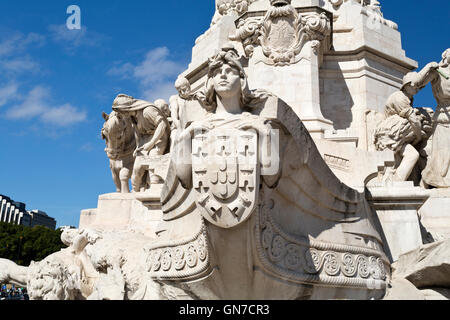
[79, 185, 164, 237]
[419, 189, 450, 241]
[367, 182, 430, 262]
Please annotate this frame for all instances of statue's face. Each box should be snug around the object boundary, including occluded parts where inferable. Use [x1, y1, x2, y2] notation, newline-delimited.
[404, 84, 420, 96]
[443, 51, 450, 66]
[212, 63, 241, 99]
[178, 83, 191, 97]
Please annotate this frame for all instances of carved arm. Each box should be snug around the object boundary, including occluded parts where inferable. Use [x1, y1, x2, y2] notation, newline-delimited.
[142, 120, 168, 155]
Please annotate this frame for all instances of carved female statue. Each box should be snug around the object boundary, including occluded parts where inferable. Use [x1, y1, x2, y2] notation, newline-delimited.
[173, 45, 280, 212]
[420, 49, 450, 188]
[148, 45, 388, 300]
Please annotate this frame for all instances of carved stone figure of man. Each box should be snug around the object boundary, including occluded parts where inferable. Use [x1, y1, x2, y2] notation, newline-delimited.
[374, 73, 432, 182]
[112, 94, 170, 192]
[418, 49, 450, 188]
[169, 77, 194, 131]
[169, 76, 206, 150]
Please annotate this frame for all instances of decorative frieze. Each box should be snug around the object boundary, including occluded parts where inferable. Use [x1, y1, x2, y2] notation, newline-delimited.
[256, 203, 389, 289]
[145, 223, 210, 280]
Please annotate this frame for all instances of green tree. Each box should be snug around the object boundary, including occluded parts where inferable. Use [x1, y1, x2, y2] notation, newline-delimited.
[0, 222, 67, 266]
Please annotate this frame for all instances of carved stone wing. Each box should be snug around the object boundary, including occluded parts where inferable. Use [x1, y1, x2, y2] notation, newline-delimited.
[253, 96, 389, 290]
[161, 160, 197, 222]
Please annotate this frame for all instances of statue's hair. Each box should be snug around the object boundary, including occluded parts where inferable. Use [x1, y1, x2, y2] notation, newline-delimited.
[174, 76, 190, 90]
[154, 99, 171, 118]
[441, 48, 450, 68]
[204, 46, 260, 112]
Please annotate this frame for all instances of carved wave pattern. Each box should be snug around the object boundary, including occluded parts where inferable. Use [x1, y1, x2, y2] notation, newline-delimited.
[145, 226, 210, 280]
[256, 204, 389, 289]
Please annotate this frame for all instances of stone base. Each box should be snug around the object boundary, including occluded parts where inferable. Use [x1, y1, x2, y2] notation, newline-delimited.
[79, 186, 164, 237]
[419, 189, 450, 241]
[366, 182, 430, 262]
[80, 209, 97, 229]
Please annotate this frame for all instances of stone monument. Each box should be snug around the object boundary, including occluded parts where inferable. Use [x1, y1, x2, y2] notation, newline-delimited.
[0, 0, 449, 300]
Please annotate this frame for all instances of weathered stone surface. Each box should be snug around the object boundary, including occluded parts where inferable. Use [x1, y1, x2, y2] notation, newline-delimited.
[80, 191, 163, 237]
[366, 182, 430, 262]
[420, 288, 450, 300]
[419, 189, 450, 241]
[383, 278, 426, 300]
[392, 240, 450, 289]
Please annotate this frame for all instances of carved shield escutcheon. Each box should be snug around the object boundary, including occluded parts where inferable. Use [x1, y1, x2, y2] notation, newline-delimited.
[192, 128, 259, 228]
[267, 16, 295, 52]
[259, 5, 303, 66]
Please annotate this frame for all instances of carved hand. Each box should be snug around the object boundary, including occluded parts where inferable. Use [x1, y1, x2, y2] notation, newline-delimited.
[179, 123, 213, 142]
[133, 147, 143, 158]
[145, 146, 156, 156]
[237, 121, 271, 137]
[428, 62, 440, 69]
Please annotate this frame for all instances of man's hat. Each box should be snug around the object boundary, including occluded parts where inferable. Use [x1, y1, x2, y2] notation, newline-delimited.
[401, 72, 419, 90]
[112, 94, 155, 112]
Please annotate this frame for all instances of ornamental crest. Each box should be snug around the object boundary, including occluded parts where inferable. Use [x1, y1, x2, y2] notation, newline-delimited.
[192, 128, 259, 228]
[230, 3, 330, 66]
[260, 4, 301, 66]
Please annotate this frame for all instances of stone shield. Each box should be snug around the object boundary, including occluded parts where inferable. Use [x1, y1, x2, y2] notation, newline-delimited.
[192, 128, 259, 228]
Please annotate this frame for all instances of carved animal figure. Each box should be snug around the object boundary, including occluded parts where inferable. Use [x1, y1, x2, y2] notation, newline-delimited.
[101, 111, 136, 193]
[0, 258, 28, 287]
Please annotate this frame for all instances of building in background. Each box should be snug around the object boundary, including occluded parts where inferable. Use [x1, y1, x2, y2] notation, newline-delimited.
[28, 210, 56, 230]
[0, 195, 56, 230]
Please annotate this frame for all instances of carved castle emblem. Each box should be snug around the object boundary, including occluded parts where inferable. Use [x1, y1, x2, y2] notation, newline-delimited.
[231, 1, 331, 66]
[192, 128, 259, 228]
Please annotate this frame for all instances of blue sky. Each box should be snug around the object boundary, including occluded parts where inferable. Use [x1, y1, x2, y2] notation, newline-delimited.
[0, 1, 448, 228]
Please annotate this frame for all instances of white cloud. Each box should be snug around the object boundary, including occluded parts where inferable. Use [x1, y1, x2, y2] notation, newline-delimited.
[141, 82, 178, 102]
[108, 47, 184, 101]
[40, 103, 87, 126]
[48, 24, 107, 51]
[0, 56, 40, 74]
[0, 32, 45, 57]
[107, 62, 134, 78]
[134, 47, 183, 86]
[6, 86, 48, 119]
[0, 32, 44, 75]
[79, 143, 94, 152]
[5, 86, 86, 127]
[0, 83, 19, 107]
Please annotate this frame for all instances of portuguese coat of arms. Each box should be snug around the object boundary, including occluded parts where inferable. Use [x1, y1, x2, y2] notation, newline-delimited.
[192, 128, 259, 228]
